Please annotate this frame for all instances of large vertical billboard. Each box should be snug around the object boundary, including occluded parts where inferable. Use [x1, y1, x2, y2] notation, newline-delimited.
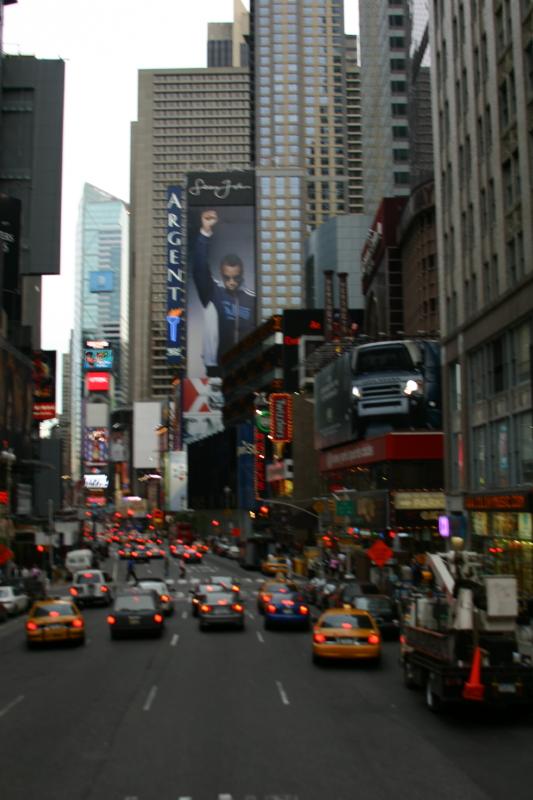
[166, 187, 185, 367]
[32, 350, 56, 420]
[186, 171, 256, 379]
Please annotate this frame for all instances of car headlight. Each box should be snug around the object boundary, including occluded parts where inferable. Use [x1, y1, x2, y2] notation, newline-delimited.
[403, 379, 423, 396]
[352, 385, 361, 398]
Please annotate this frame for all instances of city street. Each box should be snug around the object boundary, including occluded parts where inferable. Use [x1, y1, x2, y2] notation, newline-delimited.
[0, 551, 532, 800]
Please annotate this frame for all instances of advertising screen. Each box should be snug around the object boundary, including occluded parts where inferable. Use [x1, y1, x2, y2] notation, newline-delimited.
[89, 271, 114, 292]
[84, 348, 113, 370]
[186, 170, 256, 379]
[84, 428, 109, 464]
[86, 372, 110, 392]
[32, 350, 56, 420]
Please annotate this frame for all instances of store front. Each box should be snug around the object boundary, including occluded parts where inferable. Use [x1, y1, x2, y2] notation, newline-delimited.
[466, 491, 533, 594]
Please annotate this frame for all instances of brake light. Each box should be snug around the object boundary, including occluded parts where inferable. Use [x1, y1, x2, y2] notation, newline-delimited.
[83, 572, 93, 578]
[71, 618, 84, 628]
[69, 587, 78, 596]
[118, 550, 124, 556]
[100, 585, 109, 593]
[341, 622, 353, 629]
[107, 615, 116, 625]
[200, 604, 210, 613]
[399, 634, 406, 644]
[160, 594, 169, 602]
[49, 611, 60, 617]
[26, 621, 38, 632]
[368, 633, 380, 645]
[153, 614, 163, 624]
[282, 600, 294, 607]
[232, 603, 243, 612]
[299, 605, 309, 615]
[261, 594, 271, 603]
[266, 603, 276, 613]
[232, 584, 239, 592]
[217, 599, 228, 605]
[313, 633, 326, 644]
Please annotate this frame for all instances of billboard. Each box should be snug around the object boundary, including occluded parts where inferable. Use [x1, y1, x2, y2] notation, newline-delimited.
[86, 372, 110, 392]
[186, 170, 256, 379]
[166, 187, 185, 367]
[84, 348, 113, 370]
[89, 271, 114, 292]
[166, 450, 188, 512]
[182, 378, 224, 445]
[133, 401, 161, 470]
[314, 351, 354, 450]
[32, 350, 56, 420]
[84, 474, 109, 489]
[84, 428, 109, 464]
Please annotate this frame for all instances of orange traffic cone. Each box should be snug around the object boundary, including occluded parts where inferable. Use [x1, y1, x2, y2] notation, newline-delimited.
[463, 645, 485, 701]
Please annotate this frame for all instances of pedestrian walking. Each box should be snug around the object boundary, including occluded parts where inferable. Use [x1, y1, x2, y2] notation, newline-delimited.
[163, 551, 170, 578]
[179, 558, 186, 580]
[126, 556, 137, 584]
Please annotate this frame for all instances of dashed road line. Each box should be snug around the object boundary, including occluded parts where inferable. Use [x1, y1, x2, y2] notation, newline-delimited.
[276, 680, 290, 706]
[142, 685, 157, 712]
[170, 633, 179, 647]
[0, 694, 24, 719]
[181, 610, 188, 619]
[256, 631, 264, 644]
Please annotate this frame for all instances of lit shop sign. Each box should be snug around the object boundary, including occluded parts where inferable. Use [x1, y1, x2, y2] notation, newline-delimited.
[86, 372, 110, 392]
[86, 495, 107, 507]
[465, 493, 531, 511]
[394, 492, 446, 510]
[166, 186, 185, 367]
[269, 393, 293, 443]
[84, 474, 109, 489]
[86, 339, 109, 349]
[254, 430, 266, 500]
[84, 349, 113, 370]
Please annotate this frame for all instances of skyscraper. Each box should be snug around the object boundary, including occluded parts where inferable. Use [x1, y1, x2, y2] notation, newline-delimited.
[250, 0, 349, 319]
[130, 62, 251, 400]
[430, 2, 533, 530]
[70, 184, 129, 480]
[359, 0, 411, 215]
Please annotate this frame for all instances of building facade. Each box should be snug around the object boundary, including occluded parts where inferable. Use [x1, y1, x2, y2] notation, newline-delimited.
[430, 0, 533, 587]
[70, 184, 129, 480]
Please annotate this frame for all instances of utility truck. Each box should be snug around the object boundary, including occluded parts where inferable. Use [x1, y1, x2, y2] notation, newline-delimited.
[400, 551, 533, 712]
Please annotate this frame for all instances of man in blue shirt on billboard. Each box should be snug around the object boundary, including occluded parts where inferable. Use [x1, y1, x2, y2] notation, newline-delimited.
[192, 209, 255, 374]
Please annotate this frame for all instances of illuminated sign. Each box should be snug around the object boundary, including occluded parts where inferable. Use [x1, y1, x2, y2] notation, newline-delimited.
[89, 271, 113, 292]
[84, 474, 109, 489]
[465, 493, 531, 511]
[166, 186, 185, 366]
[254, 430, 266, 500]
[86, 372, 110, 392]
[394, 492, 446, 510]
[269, 393, 293, 443]
[84, 428, 109, 464]
[84, 349, 113, 370]
[86, 339, 109, 348]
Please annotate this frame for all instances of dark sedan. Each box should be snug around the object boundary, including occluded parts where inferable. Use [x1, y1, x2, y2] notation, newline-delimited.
[107, 588, 165, 639]
[342, 594, 400, 640]
[197, 590, 245, 631]
[264, 590, 311, 630]
[190, 582, 233, 617]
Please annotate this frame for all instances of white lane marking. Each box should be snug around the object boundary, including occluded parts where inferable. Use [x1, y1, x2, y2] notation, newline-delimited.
[0, 694, 24, 719]
[218, 795, 234, 800]
[246, 612, 255, 620]
[112, 562, 118, 582]
[171, 633, 179, 647]
[256, 631, 264, 644]
[245, 577, 253, 583]
[142, 685, 157, 711]
[276, 680, 290, 706]
[181, 610, 188, 619]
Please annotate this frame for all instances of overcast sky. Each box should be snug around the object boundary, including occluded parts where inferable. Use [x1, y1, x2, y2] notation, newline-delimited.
[3, 0, 359, 356]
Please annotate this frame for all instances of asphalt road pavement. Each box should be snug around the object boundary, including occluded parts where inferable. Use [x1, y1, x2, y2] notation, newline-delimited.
[0, 551, 532, 800]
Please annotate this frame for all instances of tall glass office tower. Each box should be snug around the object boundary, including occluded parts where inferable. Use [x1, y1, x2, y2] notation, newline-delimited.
[70, 184, 129, 480]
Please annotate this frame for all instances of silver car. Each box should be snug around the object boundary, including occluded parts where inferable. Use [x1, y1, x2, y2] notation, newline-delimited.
[69, 569, 114, 607]
[135, 578, 174, 616]
[197, 590, 245, 631]
[0, 585, 30, 615]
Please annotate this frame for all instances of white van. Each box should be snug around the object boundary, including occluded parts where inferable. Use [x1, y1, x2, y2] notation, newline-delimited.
[65, 549, 94, 574]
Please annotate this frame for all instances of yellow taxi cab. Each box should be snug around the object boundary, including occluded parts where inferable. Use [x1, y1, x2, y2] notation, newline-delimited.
[25, 598, 86, 648]
[260, 555, 289, 576]
[257, 577, 296, 614]
[312, 607, 381, 665]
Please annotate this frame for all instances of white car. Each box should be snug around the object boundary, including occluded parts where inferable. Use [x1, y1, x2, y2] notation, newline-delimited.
[69, 569, 114, 607]
[135, 578, 174, 616]
[227, 545, 240, 560]
[0, 585, 30, 615]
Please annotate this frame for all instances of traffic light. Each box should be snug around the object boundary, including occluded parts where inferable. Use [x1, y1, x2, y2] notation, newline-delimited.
[36, 544, 45, 553]
[211, 519, 220, 528]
